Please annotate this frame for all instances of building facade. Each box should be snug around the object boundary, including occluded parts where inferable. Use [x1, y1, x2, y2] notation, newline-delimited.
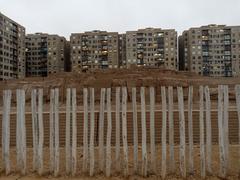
[70, 30, 119, 71]
[47, 35, 67, 74]
[0, 12, 26, 80]
[126, 28, 178, 70]
[180, 24, 240, 77]
[26, 33, 67, 77]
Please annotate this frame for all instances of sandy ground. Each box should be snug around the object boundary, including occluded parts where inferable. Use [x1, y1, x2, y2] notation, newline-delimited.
[1, 68, 240, 106]
[0, 145, 239, 179]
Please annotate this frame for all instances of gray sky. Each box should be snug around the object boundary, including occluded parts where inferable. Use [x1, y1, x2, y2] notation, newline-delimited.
[1, 0, 240, 39]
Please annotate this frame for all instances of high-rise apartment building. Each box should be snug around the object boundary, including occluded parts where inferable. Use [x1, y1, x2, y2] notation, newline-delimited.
[126, 28, 178, 70]
[179, 24, 240, 77]
[70, 30, 119, 70]
[26, 33, 68, 77]
[0, 12, 25, 80]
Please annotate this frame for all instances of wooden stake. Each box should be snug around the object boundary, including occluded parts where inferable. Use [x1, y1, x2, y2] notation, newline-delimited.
[22, 90, 26, 175]
[188, 86, 194, 174]
[223, 85, 229, 171]
[31, 89, 38, 171]
[89, 88, 95, 176]
[71, 88, 77, 176]
[199, 86, 206, 178]
[66, 88, 71, 174]
[106, 88, 112, 177]
[149, 87, 156, 174]
[140, 87, 147, 177]
[83, 88, 89, 173]
[115, 87, 121, 172]
[218, 85, 226, 178]
[122, 87, 128, 176]
[168, 86, 175, 173]
[49, 89, 55, 173]
[177, 87, 186, 178]
[16, 89, 26, 175]
[161, 86, 167, 178]
[205, 86, 212, 174]
[99, 88, 106, 172]
[2, 90, 11, 175]
[132, 87, 138, 174]
[54, 88, 59, 177]
[38, 89, 44, 175]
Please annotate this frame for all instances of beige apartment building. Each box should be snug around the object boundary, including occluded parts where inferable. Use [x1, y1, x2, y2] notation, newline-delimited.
[0, 12, 25, 80]
[126, 28, 178, 70]
[70, 30, 119, 70]
[180, 24, 240, 77]
[26, 33, 68, 77]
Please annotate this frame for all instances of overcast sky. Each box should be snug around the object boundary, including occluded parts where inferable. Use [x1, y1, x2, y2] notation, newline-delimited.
[1, 0, 240, 39]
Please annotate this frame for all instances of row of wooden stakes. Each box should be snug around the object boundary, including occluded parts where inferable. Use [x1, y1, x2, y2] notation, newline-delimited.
[1, 85, 240, 178]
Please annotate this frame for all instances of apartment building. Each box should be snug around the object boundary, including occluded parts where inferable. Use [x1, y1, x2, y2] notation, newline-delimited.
[180, 24, 240, 77]
[47, 35, 67, 74]
[70, 30, 119, 70]
[126, 28, 178, 70]
[26, 33, 68, 77]
[0, 12, 25, 80]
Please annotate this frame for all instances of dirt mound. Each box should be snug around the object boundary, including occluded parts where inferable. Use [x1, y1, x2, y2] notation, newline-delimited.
[0, 68, 240, 105]
[2, 68, 240, 88]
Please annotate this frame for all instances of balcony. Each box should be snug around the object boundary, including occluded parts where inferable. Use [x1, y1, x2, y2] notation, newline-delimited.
[157, 33, 164, 37]
[102, 46, 108, 50]
[101, 40, 108, 45]
[203, 57, 209, 63]
[137, 44, 144, 48]
[224, 35, 231, 40]
[154, 53, 164, 59]
[224, 45, 231, 51]
[136, 33, 144, 37]
[223, 55, 231, 61]
[224, 40, 231, 45]
[224, 29, 231, 35]
[137, 53, 143, 59]
[202, 30, 209, 36]
[202, 52, 209, 56]
[101, 50, 108, 56]
[202, 41, 209, 46]
[137, 38, 144, 43]
[156, 58, 164, 63]
[224, 51, 231, 56]
[82, 42, 88, 46]
[137, 49, 144, 53]
[202, 36, 209, 40]
[101, 60, 108, 65]
[82, 46, 88, 51]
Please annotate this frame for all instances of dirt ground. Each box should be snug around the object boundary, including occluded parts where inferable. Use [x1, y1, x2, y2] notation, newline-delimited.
[0, 145, 239, 179]
[2, 68, 240, 89]
[1, 68, 240, 106]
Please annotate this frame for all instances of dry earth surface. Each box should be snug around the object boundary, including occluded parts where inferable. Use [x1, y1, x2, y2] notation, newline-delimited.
[0, 145, 239, 179]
